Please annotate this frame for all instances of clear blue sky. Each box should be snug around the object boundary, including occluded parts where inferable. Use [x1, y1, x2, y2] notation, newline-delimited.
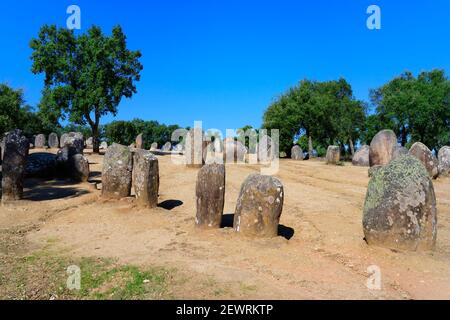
[0, 0, 449, 133]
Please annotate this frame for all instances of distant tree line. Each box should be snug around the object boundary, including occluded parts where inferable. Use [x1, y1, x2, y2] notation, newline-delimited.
[262, 69, 449, 157]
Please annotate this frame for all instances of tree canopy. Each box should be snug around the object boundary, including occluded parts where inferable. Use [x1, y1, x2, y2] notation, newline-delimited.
[30, 24, 143, 152]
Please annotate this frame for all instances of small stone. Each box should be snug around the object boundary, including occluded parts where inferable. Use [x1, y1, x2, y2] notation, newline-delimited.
[291, 145, 303, 160]
[352, 145, 370, 166]
[326, 146, 340, 165]
[150, 142, 158, 151]
[438, 146, 450, 176]
[185, 128, 206, 168]
[69, 154, 90, 182]
[132, 149, 159, 208]
[34, 134, 46, 148]
[48, 133, 59, 149]
[162, 142, 172, 152]
[136, 133, 144, 149]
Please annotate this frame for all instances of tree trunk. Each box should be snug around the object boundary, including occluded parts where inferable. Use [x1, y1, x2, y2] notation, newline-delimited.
[308, 135, 313, 157]
[401, 126, 407, 146]
[92, 124, 100, 154]
[349, 138, 355, 156]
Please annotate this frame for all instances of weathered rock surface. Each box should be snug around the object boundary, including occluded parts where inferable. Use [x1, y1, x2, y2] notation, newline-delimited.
[291, 145, 303, 160]
[409, 142, 439, 179]
[392, 146, 408, 160]
[63, 132, 84, 154]
[185, 128, 206, 168]
[363, 155, 437, 251]
[136, 134, 144, 149]
[102, 143, 133, 199]
[326, 146, 340, 165]
[369, 130, 397, 167]
[34, 134, 46, 148]
[258, 135, 277, 163]
[48, 133, 59, 149]
[2, 130, 29, 202]
[223, 140, 246, 163]
[234, 174, 284, 237]
[60, 133, 68, 148]
[132, 149, 159, 208]
[438, 146, 450, 176]
[100, 142, 108, 150]
[195, 163, 225, 228]
[86, 137, 93, 148]
[69, 154, 90, 182]
[352, 145, 370, 166]
[25, 153, 57, 178]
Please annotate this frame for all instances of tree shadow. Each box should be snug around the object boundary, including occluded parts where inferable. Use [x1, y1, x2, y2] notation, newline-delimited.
[221, 213, 295, 240]
[23, 178, 90, 201]
[158, 199, 184, 210]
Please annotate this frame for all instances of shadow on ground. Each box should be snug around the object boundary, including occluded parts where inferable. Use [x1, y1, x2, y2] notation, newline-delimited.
[22, 179, 90, 201]
[158, 200, 184, 210]
[221, 213, 295, 240]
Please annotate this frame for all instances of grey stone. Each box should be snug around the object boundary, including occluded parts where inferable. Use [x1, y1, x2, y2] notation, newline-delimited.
[25, 153, 57, 178]
[136, 134, 144, 149]
[2, 130, 29, 202]
[185, 128, 206, 168]
[223, 139, 246, 163]
[392, 146, 408, 160]
[409, 142, 439, 179]
[48, 133, 59, 149]
[352, 145, 370, 167]
[86, 137, 93, 148]
[258, 135, 278, 163]
[101, 143, 133, 199]
[34, 134, 46, 148]
[100, 142, 108, 150]
[363, 155, 437, 251]
[195, 163, 225, 228]
[69, 154, 90, 182]
[60, 133, 69, 148]
[63, 132, 84, 154]
[150, 142, 158, 151]
[291, 145, 303, 160]
[162, 142, 172, 152]
[326, 145, 340, 165]
[132, 149, 159, 208]
[438, 146, 450, 176]
[369, 129, 397, 167]
[234, 174, 284, 237]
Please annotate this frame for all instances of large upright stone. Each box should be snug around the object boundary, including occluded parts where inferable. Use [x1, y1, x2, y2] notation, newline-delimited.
[409, 142, 439, 179]
[48, 133, 59, 149]
[369, 130, 397, 167]
[185, 128, 205, 168]
[60, 133, 69, 148]
[326, 146, 340, 165]
[102, 143, 133, 199]
[132, 149, 159, 208]
[223, 139, 246, 163]
[195, 164, 225, 228]
[69, 154, 90, 182]
[162, 142, 172, 152]
[438, 146, 450, 176]
[234, 174, 284, 237]
[363, 156, 437, 251]
[34, 134, 46, 148]
[291, 145, 303, 160]
[352, 145, 370, 166]
[63, 132, 84, 154]
[136, 134, 144, 149]
[2, 130, 29, 202]
[258, 135, 277, 163]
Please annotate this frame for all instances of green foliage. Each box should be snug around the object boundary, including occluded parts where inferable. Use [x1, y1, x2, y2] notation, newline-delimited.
[104, 119, 181, 149]
[30, 24, 143, 151]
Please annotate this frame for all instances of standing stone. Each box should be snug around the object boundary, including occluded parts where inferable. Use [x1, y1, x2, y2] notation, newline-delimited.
[326, 146, 340, 165]
[162, 142, 172, 152]
[102, 143, 133, 199]
[223, 139, 246, 163]
[363, 156, 437, 251]
[34, 134, 46, 148]
[258, 135, 277, 163]
[369, 129, 397, 167]
[48, 133, 59, 149]
[234, 174, 284, 237]
[69, 154, 90, 182]
[136, 133, 144, 149]
[100, 141, 108, 150]
[195, 163, 225, 228]
[352, 145, 370, 166]
[2, 130, 29, 202]
[63, 132, 84, 154]
[438, 146, 450, 176]
[132, 149, 159, 208]
[60, 133, 69, 148]
[291, 145, 303, 161]
[150, 142, 158, 151]
[86, 137, 94, 149]
[409, 142, 439, 179]
[185, 128, 206, 168]
[392, 146, 408, 160]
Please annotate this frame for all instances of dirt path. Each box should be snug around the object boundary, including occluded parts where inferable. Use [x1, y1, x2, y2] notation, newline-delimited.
[1, 151, 450, 299]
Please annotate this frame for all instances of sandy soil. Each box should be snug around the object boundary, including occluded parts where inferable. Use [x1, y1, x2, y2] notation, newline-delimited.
[1, 149, 450, 300]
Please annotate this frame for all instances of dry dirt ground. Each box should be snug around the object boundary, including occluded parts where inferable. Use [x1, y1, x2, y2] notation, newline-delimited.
[1, 149, 450, 300]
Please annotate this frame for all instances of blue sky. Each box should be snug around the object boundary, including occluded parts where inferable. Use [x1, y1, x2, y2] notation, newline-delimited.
[0, 0, 449, 133]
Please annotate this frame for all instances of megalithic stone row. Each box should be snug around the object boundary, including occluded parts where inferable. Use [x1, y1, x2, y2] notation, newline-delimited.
[34, 134, 46, 148]
[102, 143, 133, 199]
[48, 133, 59, 149]
[2, 129, 30, 202]
[408, 142, 439, 179]
[136, 133, 144, 149]
[352, 145, 370, 167]
[185, 128, 206, 168]
[234, 174, 284, 237]
[132, 149, 159, 208]
[195, 163, 225, 228]
[291, 145, 303, 160]
[438, 146, 450, 176]
[369, 129, 397, 167]
[326, 146, 340, 164]
[363, 155, 437, 251]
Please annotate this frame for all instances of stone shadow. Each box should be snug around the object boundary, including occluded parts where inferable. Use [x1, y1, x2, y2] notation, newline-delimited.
[158, 199, 184, 210]
[22, 178, 90, 201]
